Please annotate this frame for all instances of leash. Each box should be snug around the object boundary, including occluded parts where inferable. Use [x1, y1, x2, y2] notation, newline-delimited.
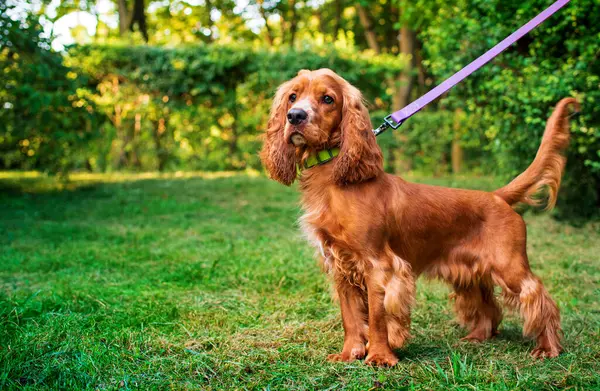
[373, 0, 572, 137]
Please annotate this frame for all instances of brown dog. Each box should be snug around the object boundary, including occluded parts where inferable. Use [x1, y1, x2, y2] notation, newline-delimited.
[260, 68, 578, 366]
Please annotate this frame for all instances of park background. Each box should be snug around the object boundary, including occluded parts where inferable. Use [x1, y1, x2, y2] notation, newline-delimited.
[1, 0, 599, 389]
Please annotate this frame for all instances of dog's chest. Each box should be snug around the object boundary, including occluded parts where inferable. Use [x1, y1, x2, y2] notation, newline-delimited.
[299, 202, 367, 287]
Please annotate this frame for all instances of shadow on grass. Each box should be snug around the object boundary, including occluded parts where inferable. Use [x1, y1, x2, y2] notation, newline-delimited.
[0, 180, 41, 195]
[0, 172, 283, 216]
[398, 342, 451, 361]
[494, 325, 526, 343]
[394, 324, 531, 363]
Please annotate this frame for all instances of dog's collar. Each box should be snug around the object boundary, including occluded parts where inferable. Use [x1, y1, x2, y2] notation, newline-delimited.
[297, 147, 340, 175]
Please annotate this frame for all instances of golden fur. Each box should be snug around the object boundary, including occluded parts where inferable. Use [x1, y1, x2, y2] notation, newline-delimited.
[260, 68, 578, 366]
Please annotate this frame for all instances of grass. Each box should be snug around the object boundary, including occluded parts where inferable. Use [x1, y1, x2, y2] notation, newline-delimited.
[1, 171, 599, 390]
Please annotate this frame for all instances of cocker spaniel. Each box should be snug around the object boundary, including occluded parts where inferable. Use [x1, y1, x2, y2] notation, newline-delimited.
[260, 68, 577, 366]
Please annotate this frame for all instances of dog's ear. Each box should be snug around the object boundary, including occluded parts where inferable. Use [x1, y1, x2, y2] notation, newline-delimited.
[260, 81, 297, 186]
[332, 82, 383, 185]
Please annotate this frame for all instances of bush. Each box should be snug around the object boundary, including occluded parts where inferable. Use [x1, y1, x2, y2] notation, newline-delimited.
[421, 0, 600, 219]
[0, 3, 102, 176]
[66, 44, 406, 171]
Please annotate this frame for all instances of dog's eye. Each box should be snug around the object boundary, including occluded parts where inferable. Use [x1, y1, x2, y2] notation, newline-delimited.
[323, 95, 334, 104]
[289, 93, 297, 102]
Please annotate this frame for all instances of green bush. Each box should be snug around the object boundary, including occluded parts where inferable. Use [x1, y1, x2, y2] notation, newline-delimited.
[0, 3, 102, 176]
[67, 44, 491, 175]
[421, 0, 600, 219]
[66, 44, 406, 171]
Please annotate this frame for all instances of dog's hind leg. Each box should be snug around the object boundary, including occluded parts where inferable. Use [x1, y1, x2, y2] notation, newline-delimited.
[452, 279, 503, 342]
[493, 255, 562, 358]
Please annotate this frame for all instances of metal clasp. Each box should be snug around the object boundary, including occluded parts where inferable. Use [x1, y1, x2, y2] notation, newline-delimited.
[384, 115, 403, 129]
[373, 115, 404, 137]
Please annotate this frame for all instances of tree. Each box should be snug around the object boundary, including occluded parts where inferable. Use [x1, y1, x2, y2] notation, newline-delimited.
[356, 3, 380, 53]
[116, 0, 148, 41]
[129, 0, 148, 41]
[204, 0, 214, 42]
[117, 0, 130, 35]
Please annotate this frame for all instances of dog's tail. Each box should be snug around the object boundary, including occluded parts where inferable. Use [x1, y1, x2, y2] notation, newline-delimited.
[494, 98, 579, 209]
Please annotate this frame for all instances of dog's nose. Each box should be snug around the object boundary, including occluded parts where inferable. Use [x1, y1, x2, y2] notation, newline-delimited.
[287, 108, 308, 125]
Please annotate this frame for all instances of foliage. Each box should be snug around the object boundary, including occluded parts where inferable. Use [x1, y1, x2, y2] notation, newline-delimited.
[2, 0, 599, 220]
[421, 0, 600, 219]
[0, 2, 102, 176]
[66, 44, 405, 171]
[377, 110, 479, 174]
[1, 172, 599, 389]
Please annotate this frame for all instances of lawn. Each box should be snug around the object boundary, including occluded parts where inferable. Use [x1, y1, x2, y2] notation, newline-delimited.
[1, 171, 599, 390]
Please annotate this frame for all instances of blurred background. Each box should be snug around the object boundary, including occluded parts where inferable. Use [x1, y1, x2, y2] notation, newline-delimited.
[1, 0, 599, 220]
[1, 2, 600, 388]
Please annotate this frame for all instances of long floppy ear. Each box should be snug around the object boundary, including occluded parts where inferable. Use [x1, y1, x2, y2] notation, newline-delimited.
[260, 81, 297, 186]
[332, 82, 383, 185]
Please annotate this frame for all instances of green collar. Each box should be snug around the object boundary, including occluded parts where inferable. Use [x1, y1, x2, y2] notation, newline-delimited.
[297, 147, 340, 175]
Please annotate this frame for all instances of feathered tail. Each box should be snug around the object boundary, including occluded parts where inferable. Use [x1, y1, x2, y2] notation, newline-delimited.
[495, 98, 579, 209]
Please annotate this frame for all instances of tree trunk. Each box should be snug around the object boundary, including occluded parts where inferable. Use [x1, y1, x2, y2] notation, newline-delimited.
[289, 0, 298, 47]
[451, 140, 463, 175]
[356, 4, 380, 53]
[205, 0, 214, 42]
[227, 88, 239, 161]
[452, 109, 464, 174]
[396, 27, 415, 110]
[390, 19, 417, 173]
[153, 116, 168, 171]
[129, 0, 148, 42]
[334, 0, 343, 38]
[229, 123, 238, 159]
[387, 1, 398, 49]
[258, 0, 274, 46]
[117, 0, 130, 36]
[132, 112, 142, 169]
[414, 39, 426, 95]
[111, 76, 128, 169]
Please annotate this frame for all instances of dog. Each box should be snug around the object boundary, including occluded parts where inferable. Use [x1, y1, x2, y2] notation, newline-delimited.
[260, 68, 578, 366]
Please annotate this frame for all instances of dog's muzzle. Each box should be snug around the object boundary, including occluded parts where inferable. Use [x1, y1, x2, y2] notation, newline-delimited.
[289, 131, 306, 146]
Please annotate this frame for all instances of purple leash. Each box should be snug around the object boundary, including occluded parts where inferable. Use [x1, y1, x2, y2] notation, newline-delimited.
[373, 0, 572, 136]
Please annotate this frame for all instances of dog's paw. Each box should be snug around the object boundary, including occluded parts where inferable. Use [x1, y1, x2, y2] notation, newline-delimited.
[327, 346, 366, 362]
[327, 352, 359, 362]
[364, 350, 398, 367]
[461, 332, 488, 342]
[349, 346, 366, 360]
[461, 327, 499, 342]
[531, 346, 560, 359]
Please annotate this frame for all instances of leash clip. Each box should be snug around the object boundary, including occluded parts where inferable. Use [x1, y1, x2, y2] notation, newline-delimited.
[373, 115, 404, 137]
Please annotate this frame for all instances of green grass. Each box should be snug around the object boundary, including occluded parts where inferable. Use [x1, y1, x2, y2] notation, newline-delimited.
[1, 171, 599, 390]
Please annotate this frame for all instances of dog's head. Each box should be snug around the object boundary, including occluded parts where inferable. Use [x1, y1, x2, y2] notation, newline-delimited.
[260, 68, 383, 186]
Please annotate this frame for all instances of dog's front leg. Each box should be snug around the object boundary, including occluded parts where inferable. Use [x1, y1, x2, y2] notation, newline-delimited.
[327, 281, 368, 362]
[364, 270, 399, 367]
